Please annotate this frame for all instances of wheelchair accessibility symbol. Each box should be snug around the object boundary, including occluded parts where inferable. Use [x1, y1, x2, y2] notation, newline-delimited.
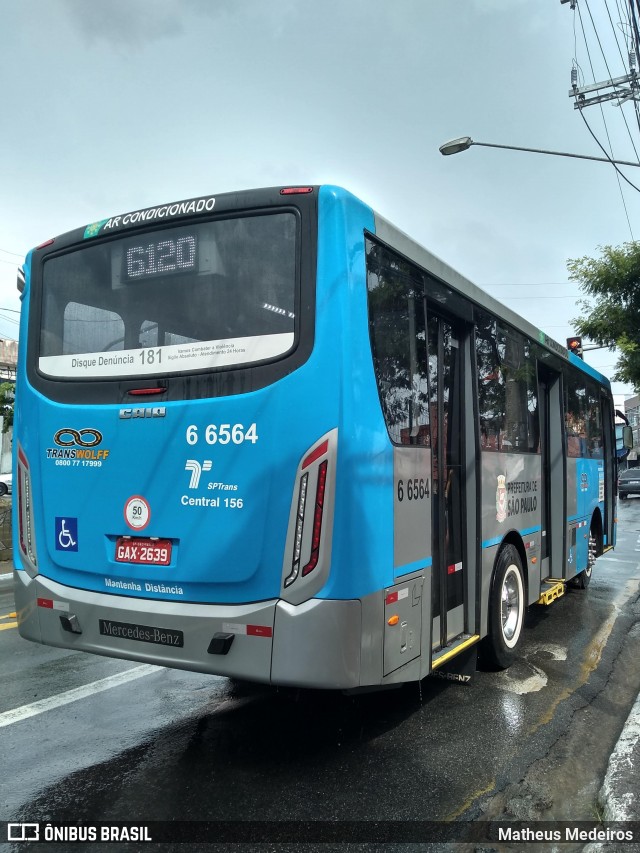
[55, 517, 78, 552]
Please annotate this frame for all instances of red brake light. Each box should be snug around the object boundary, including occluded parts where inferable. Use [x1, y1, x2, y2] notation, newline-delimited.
[302, 461, 328, 577]
[302, 440, 329, 470]
[280, 187, 314, 195]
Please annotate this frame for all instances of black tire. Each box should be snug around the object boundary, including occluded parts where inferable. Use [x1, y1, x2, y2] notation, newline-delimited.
[620, 493, 628, 500]
[480, 544, 525, 670]
[570, 527, 596, 590]
[0, 483, 7, 497]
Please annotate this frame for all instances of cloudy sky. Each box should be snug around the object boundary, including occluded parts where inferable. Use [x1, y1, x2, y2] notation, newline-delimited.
[2, 0, 640, 399]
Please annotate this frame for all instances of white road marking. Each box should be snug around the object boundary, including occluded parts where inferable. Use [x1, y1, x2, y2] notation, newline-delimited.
[0, 664, 161, 728]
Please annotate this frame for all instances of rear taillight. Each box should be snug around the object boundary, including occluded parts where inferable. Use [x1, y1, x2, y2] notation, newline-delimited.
[282, 430, 336, 600]
[302, 460, 327, 577]
[17, 445, 38, 572]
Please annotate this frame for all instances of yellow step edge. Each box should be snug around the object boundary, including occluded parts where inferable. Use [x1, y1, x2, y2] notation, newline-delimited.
[432, 634, 481, 670]
[538, 579, 565, 606]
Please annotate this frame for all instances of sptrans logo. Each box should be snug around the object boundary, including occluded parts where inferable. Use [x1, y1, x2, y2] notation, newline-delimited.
[185, 460, 213, 489]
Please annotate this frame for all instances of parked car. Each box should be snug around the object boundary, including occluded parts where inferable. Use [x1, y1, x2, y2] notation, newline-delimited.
[0, 472, 11, 497]
[618, 468, 640, 500]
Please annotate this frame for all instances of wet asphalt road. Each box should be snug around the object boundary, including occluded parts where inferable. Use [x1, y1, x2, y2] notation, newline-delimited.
[2, 504, 640, 852]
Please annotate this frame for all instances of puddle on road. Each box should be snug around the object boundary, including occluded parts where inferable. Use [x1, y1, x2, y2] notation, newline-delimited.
[494, 661, 548, 695]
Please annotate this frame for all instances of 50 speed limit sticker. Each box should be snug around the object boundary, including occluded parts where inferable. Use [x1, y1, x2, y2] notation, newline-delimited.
[124, 495, 151, 531]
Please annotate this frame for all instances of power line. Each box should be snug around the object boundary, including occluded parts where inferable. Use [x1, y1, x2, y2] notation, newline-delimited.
[570, 1, 640, 234]
[482, 284, 579, 289]
[493, 294, 580, 300]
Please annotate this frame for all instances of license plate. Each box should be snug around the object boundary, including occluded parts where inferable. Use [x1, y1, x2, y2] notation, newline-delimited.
[115, 537, 172, 566]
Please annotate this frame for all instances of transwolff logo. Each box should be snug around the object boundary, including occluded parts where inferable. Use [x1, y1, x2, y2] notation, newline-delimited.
[185, 460, 212, 489]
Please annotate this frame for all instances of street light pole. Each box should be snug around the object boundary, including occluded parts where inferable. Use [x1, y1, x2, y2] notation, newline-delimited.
[439, 136, 640, 168]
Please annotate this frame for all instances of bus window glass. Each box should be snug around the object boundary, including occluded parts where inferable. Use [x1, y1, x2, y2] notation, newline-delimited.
[586, 383, 604, 458]
[366, 240, 430, 446]
[61, 302, 125, 355]
[476, 316, 538, 453]
[476, 314, 505, 450]
[565, 374, 588, 457]
[38, 213, 297, 378]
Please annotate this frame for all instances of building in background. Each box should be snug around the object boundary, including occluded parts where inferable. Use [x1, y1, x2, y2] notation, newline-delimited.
[0, 339, 17, 473]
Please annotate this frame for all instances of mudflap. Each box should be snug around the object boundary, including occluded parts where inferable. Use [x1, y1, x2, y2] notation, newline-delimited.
[430, 645, 477, 685]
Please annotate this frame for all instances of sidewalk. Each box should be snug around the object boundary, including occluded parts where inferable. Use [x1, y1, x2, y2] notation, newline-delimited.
[599, 691, 640, 821]
[583, 691, 640, 852]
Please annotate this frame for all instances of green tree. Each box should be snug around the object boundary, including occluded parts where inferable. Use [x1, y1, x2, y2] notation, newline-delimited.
[568, 242, 640, 390]
[0, 382, 15, 433]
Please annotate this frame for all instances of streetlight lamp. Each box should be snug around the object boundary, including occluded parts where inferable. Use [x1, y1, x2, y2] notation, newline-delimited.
[439, 136, 640, 168]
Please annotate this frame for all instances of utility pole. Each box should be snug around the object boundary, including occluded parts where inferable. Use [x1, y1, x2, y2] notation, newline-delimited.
[570, 69, 640, 110]
[563, 1, 640, 110]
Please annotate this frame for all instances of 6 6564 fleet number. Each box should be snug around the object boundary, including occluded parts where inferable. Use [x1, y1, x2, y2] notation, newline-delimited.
[397, 478, 430, 502]
[185, 423, 258, 446]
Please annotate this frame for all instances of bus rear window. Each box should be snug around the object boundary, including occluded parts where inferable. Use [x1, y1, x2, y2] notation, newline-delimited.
[38, 212, 297, 379]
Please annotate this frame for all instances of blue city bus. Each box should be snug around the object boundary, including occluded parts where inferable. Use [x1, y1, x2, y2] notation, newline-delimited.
[13, 185, 620, 688]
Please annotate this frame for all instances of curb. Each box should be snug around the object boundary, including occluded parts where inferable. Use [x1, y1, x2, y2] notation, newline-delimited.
[599, 690, 640, 821]
[583, 692, 640, 852]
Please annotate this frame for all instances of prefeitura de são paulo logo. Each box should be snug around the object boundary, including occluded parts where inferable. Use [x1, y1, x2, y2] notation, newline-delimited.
[496, 474, 507, 523]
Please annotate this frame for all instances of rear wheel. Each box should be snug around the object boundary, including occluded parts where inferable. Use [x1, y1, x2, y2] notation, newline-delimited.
[480, 544, 525, 670]
[571, 527, 597, 590]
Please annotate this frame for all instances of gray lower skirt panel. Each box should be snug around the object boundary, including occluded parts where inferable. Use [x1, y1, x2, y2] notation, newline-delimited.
[14, 571, 431, 689]
[14, 570, 277, 682]
[14, 571, 371, 688]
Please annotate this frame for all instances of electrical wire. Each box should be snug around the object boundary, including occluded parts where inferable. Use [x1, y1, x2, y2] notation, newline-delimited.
[606, 0, 640, 141]
[578, 2, 639, 161]
[574, 1, 640, 232]
[491, 294, 580, 300]
[577, 105, 640, 192]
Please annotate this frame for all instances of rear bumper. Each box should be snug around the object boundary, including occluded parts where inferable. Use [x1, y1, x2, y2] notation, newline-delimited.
[13, 570, 362, 689]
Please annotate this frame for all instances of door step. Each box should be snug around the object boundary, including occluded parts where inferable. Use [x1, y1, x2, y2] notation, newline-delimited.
[431, 634, 480, 682]
[537, 579, 565, 606]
